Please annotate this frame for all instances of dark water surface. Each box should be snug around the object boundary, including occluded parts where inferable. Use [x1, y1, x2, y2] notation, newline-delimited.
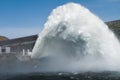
[1, 71, 120, 80]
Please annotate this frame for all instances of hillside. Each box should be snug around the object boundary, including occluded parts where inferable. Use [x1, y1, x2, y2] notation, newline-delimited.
[106, 20, 120, 38]
[0, 36, 9, 41]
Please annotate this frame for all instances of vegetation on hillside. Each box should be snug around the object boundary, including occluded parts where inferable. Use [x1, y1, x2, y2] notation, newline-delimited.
[106, 20, 120, 38]
[0, 36, 8, 41]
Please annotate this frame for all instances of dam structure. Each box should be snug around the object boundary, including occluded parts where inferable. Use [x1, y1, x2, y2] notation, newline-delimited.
[0, 35, 38, 63]
[0, 35, 37, 54]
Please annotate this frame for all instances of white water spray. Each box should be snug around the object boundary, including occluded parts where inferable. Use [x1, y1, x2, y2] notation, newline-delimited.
[31, 3, 120, 72]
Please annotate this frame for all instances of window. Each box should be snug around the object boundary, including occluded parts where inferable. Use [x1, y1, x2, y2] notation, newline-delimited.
[2, 48, 6, 53]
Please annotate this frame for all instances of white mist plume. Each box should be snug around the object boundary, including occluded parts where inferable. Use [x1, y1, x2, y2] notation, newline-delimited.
[31, 3, 120, 72]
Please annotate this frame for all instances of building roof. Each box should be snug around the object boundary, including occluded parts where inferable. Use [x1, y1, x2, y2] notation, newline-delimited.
[0, 35, 38, 46]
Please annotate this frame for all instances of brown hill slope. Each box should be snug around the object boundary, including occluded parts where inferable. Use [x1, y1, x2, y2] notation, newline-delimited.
[0, 36, 9, 41]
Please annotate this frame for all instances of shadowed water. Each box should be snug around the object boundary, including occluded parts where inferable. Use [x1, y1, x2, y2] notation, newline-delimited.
[1, 72, 120, 80]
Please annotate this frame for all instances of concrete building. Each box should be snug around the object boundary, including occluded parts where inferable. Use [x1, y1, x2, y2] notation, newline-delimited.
[0, 47, 11, 53]
[0, 35, 38, 55]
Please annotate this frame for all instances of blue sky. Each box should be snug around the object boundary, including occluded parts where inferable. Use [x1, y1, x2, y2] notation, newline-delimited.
[0, 0, 120, 39]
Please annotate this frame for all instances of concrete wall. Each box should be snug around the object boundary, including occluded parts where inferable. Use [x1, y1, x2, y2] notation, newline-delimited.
[0, 35, 38, 54]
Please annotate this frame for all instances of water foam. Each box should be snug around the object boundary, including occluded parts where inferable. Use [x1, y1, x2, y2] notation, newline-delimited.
[31, 3, 120, 72]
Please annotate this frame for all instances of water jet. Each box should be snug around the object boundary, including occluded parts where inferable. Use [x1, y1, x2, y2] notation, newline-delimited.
[31, 2, 120, 72]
